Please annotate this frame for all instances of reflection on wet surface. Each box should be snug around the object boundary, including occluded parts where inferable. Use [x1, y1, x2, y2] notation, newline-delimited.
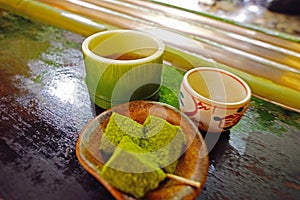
[0, 13, 111, 199]
[201, 129, 300, 199]
[0, 9, 300, 200]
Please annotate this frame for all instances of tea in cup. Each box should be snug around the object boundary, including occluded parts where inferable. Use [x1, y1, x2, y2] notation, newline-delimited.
[179, 67, 251, 133]
[82, 30, 165, 109]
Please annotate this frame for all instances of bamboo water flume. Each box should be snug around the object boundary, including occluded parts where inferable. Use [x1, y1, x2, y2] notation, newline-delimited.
[72, 0, 300, 91]
[0, 0, 299, 112]
[37, 0, 300, 86]
[125, 0, 300, 51]
[82, 0, 300, 71]
[63, 0, 300, 75]
[0, 0, 106, 36]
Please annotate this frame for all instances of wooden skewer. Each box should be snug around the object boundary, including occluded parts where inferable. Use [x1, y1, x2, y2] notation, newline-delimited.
[166, 173, 201, 188]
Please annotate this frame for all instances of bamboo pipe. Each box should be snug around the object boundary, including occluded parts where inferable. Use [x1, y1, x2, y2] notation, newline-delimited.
[164, 47, 300, 112]
[124, 0, 300, 50]
[77, 0, 300, 71]
[146, 28, 300, 92]
[38, 0, 154, 30]
[36, 0, 300, 111]
[37, 0, 300, 91]
[1, 0, 299, 111]
[0, 0, 106, 36]
[116, 0, 300, 56]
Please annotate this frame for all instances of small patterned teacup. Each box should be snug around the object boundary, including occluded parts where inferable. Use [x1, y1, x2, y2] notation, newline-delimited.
[179, 67, 251, 133]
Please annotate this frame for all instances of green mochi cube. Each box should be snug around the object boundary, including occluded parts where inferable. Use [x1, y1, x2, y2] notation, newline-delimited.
[100, 137, 166, 199]
[142, 115, 186, 173]
[99, 113, 188, 198]
[100, 112, 144, 157]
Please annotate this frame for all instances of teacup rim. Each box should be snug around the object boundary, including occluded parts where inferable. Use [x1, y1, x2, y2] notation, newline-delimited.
[82, 30, 165, 65]
[183, 67, 252, 107]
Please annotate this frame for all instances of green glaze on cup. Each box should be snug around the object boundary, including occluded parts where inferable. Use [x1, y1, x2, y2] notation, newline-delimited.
[82, 30, 165, 109]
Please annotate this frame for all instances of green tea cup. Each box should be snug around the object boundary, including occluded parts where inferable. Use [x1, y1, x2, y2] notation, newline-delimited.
[82, 30, 165, 109]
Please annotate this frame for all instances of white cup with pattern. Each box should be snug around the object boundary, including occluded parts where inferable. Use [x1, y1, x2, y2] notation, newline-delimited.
[179, 67, 251, 133]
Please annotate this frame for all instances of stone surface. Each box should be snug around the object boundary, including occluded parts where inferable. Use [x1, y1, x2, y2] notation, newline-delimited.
[0, 10, 299, 200]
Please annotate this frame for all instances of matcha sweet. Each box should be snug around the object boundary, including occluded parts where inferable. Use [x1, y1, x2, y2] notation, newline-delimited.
[99, 112, 187, 198]
[142, 115, 186, 173]
[100, 136, 166, 199]
[99, 112, 144, 158]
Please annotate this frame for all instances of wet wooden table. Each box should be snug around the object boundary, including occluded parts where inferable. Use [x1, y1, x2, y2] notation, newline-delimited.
[1, 11, 300, 200]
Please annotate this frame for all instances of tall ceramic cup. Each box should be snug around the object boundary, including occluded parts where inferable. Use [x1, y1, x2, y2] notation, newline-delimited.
[179, 67, 251, 133]
[82, 30, 165, 109]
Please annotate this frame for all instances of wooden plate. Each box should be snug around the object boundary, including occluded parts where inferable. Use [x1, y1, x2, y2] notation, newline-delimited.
[76, 100, 209, 200]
